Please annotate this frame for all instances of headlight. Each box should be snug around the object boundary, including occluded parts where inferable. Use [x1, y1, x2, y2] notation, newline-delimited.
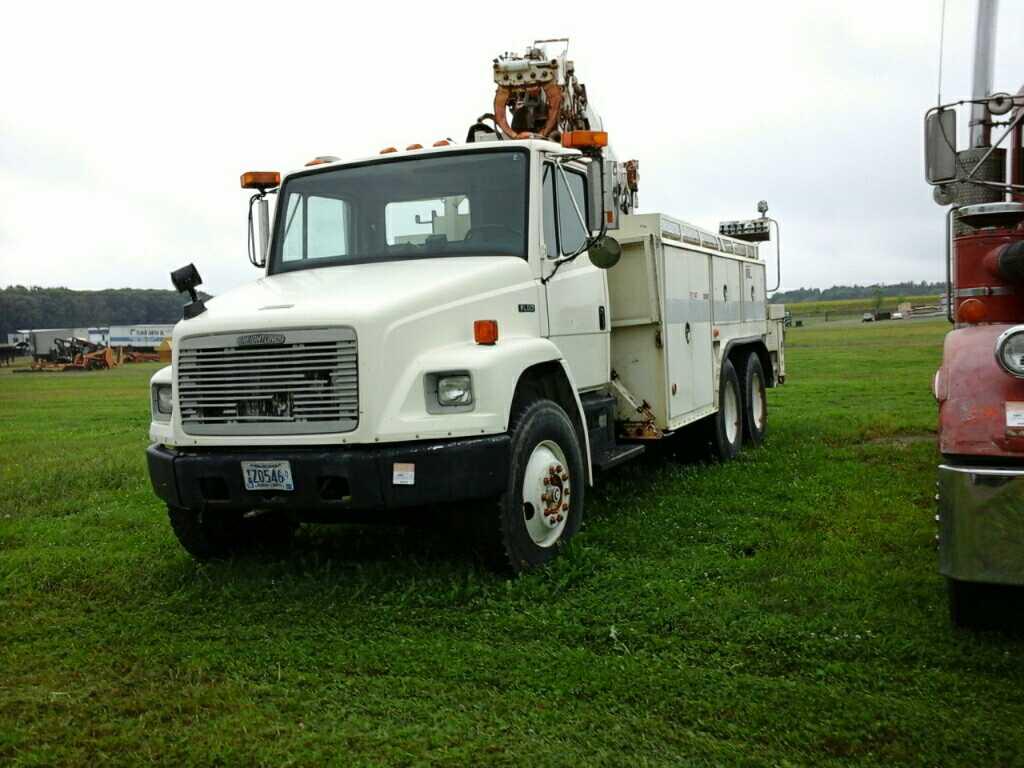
[437, 374, 473, 406]
[996, 326, 1024, 377]
[153, 383, 173, 418]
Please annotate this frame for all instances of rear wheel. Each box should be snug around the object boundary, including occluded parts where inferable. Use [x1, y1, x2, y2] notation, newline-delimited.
[487, 399, 585, 573]
[710, 358, 743, 461]
[741, 352, 767, 446]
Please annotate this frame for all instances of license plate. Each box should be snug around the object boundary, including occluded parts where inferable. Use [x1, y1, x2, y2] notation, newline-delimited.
[241, 461, 294, 492]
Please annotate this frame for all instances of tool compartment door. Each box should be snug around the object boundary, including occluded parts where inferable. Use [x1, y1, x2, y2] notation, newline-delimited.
[688, 250, 714, 409]
[664, 245, 713, 421]
[712, 256, 742, 326]
[742, 262, 766, 322]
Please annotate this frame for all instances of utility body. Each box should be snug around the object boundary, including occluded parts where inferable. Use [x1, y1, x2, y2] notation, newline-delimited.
[146, 41, 785, 570]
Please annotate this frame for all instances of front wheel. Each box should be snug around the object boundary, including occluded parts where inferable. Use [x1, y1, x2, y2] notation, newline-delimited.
[167, 506, 295, 561]
[492, 399, 585, 573]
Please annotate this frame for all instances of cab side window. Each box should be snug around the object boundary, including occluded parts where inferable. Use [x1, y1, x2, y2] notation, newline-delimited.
[542, 163, 588, 259]
[556, 170, 588, 256]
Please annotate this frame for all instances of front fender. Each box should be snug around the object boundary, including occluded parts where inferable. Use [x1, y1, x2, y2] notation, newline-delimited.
[378, 337, 567, 441]
[939, 325, 1024, 457]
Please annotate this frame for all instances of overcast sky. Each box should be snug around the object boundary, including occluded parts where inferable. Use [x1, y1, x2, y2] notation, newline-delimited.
[2, 0, 1023, 295]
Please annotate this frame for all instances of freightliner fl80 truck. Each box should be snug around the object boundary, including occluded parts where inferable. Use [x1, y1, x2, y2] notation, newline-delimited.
[147, 41, 786, 571]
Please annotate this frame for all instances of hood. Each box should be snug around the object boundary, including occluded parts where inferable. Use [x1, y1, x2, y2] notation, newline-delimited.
[175, 256, 534, 337]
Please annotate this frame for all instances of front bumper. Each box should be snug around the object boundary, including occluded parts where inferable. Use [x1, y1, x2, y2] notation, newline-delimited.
[147, 434, 511, 518]
[938, 463, 1024, 585]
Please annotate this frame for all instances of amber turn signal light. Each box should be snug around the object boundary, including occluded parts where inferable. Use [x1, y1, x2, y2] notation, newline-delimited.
[561, 130, 608, 149]
[958, 298, 988, 324]
[240, 171, 280, 190]
[474, 320, 499, 345]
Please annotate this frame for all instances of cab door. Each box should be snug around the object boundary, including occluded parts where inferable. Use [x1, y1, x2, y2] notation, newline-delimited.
[540, 162, 609, 389]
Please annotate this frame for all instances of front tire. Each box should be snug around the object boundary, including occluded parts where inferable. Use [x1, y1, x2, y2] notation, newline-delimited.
[167, 506, 295, 561]
[710, 358, 743, 461]
[492, 399, 585, 573]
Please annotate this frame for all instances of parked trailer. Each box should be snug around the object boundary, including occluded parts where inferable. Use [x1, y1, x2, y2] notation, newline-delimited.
[29, 329, 88, 360]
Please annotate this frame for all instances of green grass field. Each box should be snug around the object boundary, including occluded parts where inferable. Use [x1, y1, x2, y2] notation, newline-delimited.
[3, 320, 1023, 767]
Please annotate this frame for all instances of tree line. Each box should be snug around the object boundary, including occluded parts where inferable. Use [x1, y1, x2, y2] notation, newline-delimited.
[772, 281, 944, 304]
[0, 286, 201, 339]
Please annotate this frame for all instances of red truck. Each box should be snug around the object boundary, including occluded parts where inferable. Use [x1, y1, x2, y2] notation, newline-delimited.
[926, 0, 1024, 626]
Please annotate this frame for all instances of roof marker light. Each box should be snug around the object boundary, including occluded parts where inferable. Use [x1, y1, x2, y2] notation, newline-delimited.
[304, 155, 340, 167]
[380, 147, 397, 154]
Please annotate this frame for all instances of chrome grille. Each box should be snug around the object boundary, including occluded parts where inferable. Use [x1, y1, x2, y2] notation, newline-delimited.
[177, 328, 357, 435]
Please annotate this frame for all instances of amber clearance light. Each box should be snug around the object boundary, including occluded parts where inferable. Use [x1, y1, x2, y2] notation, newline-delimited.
[474, 320, 499, 345]
[240, 171, 280, 190]
[958, 298, 988, 324]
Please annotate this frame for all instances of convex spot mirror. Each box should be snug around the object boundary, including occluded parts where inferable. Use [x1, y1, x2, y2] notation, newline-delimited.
[589, 235, 622, 270]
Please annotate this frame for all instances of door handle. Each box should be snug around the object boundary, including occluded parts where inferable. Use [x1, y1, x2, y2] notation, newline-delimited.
[598, 305, 607, 331]
[685, 322, 691, 344]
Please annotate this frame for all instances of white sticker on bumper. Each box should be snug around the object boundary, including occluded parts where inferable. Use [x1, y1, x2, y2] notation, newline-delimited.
[392, 462, 415, 485]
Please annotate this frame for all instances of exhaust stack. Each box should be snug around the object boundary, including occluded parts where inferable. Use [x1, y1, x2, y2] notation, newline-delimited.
[969, 0, 999, 148]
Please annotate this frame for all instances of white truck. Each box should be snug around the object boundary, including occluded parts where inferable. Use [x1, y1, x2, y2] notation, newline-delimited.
[146, 41, 786, 571]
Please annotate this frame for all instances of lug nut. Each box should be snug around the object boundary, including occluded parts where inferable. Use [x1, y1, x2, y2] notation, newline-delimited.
[556, 514, 564, 522]
[562, 503, 569, 511]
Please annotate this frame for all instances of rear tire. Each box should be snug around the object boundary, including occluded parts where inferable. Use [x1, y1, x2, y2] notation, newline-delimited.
[167, 506, 295, 561]
[741, 352, 767, 446]
[710, 358, 743, 461]
[486, 399, 585, 573]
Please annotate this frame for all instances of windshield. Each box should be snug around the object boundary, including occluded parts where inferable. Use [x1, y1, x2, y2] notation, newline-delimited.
[270, 149, 529, 274]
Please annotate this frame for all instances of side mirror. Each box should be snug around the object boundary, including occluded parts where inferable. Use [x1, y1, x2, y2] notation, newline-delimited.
[925, 108, 958, 184]
[589, 235, 622, 270]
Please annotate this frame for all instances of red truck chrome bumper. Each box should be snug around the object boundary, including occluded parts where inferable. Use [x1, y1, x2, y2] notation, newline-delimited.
[938, 463, 1024, 586]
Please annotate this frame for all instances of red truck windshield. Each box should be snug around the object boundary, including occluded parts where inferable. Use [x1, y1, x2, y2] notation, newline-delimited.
[269, 149, 529, 274]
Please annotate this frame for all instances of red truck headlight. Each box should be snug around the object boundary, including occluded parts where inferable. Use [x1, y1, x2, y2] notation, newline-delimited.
[995, 326, 1024, 378]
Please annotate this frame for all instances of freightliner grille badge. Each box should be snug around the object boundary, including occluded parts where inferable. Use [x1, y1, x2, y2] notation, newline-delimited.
[236, 333, 286, 347]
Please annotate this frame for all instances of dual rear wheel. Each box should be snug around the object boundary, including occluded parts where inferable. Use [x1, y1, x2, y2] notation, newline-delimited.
[710, 351, 768, 461]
